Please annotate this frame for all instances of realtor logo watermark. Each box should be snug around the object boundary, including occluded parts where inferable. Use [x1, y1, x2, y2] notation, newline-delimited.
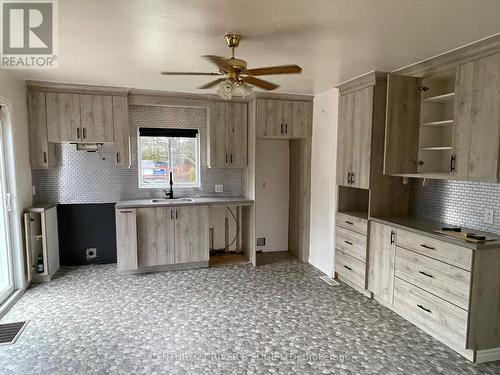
[1, 0, 58, 69]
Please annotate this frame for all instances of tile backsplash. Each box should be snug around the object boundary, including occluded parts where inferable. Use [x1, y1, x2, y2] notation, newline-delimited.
[32, 105, 243, 204]
[411, 179, 500, 235]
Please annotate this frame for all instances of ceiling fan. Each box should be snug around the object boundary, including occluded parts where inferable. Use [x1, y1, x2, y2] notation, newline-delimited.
[161, 33, 302, 99]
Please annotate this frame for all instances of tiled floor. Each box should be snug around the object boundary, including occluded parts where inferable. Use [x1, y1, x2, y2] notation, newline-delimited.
[0, 258, 499, 374]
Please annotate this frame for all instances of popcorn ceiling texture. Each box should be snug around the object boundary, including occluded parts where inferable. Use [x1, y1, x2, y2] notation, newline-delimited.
[410, 178, 500, 234]
[32, 105, 243, 204]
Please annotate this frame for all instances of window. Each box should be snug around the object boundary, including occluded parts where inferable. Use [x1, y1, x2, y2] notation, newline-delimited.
[138, 128, 200, 188]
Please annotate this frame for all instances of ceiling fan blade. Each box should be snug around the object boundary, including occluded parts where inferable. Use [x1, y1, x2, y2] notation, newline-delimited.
[202, 55, 233, 71]
[161, 71, 222, 76]
[245, 65, 302, 76]
[198, 78, 226, 89]
[243, 76, 279, 91]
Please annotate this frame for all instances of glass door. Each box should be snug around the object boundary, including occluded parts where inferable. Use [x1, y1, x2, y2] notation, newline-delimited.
[0, 106, 14, 305]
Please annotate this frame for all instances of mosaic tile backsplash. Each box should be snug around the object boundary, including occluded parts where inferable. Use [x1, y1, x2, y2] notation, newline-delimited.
[411, 179, 500, 235]
[32, 105, 243, 204]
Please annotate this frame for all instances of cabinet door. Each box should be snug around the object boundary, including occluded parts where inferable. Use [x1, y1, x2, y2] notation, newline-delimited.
[80, 95, 114, 143]
[289, 101, 312, 139]
[454, 53, 500, 182]
[174, 206, 209, 263]
[367, 222, 396, 304]
[28, 92, 56, 168]
[257, 99, 283, 137]
[227, 102, 248, 167]
[384, 74, 421, 175]
[116, 208, 138, 272]
[112, 96, 131, 168]
[336, 93, 354, 186]
[351, 87, 373, 189]
[208, 101, 227, 168]
[46, 93, 81, 142]
[137, 207, 175, 267]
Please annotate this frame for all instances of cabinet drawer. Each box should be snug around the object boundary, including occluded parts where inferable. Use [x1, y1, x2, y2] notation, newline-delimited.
[335, 226, 367, 262]
[396, 229, 473, 270]
[395, 247, 471, 310]
[393, 278, 468, 349]
[336, 212, 368, 235]
[335, 250, 366, 290]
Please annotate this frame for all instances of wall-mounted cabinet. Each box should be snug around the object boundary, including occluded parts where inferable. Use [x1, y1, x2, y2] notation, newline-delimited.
[27, 82, 131, 169]
[208, 101, 248, 168]
[336, 72, 410, 220]
[256, 99, 312, 139]
[384, 52, 500, 182]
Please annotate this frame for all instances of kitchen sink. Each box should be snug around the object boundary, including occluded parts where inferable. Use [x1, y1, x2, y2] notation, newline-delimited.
[150, 198, 196, 204]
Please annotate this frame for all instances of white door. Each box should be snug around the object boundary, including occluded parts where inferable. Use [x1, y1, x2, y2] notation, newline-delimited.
[0, 106, 14, 304]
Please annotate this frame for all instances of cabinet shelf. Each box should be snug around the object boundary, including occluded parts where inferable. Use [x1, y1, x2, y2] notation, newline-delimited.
[419, 146, 452, 151]
[421, 119, 454, 127]
[423, 92, 455, 104]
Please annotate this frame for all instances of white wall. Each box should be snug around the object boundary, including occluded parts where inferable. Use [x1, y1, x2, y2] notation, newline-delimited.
[0, 71, 32, 290]
[255, 139, 289, 252]
[308, 88, 339, 276]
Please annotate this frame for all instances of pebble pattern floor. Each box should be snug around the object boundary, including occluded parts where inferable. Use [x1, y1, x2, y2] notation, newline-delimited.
[1, 258, 500, 374]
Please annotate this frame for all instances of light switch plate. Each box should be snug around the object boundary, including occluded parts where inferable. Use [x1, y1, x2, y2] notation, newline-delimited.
[483, 208, 494, 224]
[215, 184, 223, 193]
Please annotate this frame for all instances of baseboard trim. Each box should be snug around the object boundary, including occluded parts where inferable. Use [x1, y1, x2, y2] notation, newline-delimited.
[118, 261, 209, 274]
[307, 257, 332, 276]
[475, 347, 500, 364]
[0, 289, 24, 319]
[336, 275, 372, 298]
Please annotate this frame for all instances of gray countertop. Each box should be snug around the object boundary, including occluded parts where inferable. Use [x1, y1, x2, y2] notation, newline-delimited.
[115, 196, 254, 209]
[370, 216, 500, 250]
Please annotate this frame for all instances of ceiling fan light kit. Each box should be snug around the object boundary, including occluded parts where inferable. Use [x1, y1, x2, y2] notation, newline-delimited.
[161, 33, 302, 99]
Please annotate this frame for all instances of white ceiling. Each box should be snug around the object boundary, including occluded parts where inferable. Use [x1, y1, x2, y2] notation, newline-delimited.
[15, 0, 500, 95]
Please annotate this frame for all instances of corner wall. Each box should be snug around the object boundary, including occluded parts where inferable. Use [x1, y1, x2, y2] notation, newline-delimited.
[308, 88, 338, 276]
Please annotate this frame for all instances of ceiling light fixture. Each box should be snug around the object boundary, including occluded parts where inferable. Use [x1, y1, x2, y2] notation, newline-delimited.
[216, 79, 253, 100]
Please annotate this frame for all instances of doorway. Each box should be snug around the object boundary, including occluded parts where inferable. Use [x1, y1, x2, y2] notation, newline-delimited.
[0, 105, 14, 305]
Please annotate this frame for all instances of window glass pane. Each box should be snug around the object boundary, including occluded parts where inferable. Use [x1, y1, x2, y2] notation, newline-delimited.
[139, 130, 199, 188]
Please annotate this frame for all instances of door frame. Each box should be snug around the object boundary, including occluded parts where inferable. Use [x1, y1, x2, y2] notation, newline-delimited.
[0, 102, 14, 304]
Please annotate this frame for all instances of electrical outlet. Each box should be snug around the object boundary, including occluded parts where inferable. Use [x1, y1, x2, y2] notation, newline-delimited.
[257, 237, 266, 246]
[483, 208, 494, 224]
[215, 184, 223, 193]
[86, 248, 97, 260]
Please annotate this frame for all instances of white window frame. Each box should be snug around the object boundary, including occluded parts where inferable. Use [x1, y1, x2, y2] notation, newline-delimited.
[137, 128, 201, 189]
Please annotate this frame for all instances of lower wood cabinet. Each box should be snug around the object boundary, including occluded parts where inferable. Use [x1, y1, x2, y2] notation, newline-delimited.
[115, 205, 209, 273]
[367, 221, 396, 304]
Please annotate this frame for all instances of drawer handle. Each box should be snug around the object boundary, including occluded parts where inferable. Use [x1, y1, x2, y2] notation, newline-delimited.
[418, 271, 434, 278]
[345, 221, 353, 225]
[417, 304, 432, 314]
[120, 210, 133, 214]
[344, 240, 353, 245]
[343, 265, 352, 271]
[420, 244, 436, 250]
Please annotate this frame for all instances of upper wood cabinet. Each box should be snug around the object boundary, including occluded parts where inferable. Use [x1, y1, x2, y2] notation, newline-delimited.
[46, 93, 81, 143]
[27, 83, 131, 169]
[336, 84, 376, 189]
[112, 96, 131, 169]
[453, 53, 500, 182]
[256, 99, 312, 139]
[27, 92, 56, 169]
[384, 52, 500, 182]
[80, 95, 114, 143]
[208, 101, 248, 168]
